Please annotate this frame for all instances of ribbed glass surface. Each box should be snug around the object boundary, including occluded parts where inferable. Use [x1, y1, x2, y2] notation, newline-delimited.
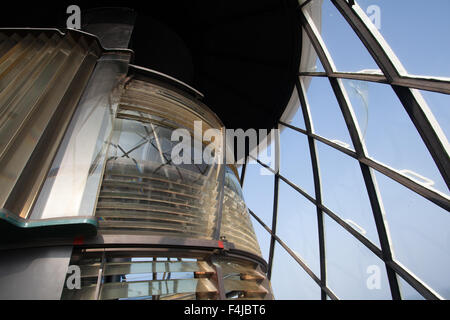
[61, 250, 272, 300]
[95, 79, 262, 258]
[0, 30, 99, 220]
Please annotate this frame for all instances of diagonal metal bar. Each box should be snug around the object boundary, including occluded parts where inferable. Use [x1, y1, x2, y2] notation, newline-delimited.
[266, 126, 281, 281]
[328, 76, 402, 300]
[298, 7, 335, 75]
[297, 5, 404, 298]
[239, 155, 248, 187]
[248, 208, 339, 300]
[254, 152, 441, 300]
[298, 71, 450, 95]
[267, 172, 279, 281]
[331, 0, 449, 189]
[280, 120, 450, 212]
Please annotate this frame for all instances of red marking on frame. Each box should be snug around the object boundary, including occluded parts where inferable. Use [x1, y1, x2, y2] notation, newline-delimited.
[73, 236, 84, 245]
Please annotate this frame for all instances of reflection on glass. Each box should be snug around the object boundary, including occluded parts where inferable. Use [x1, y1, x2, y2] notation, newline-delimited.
[375, 172, 450, 299]
[324, 215, 391, 300]
[342, 79, 449, 196]
[100, 278, 216, 300]
[356, 0, 450, 77]
[303, 76, 354, 148]
[95, 79, 222, 240]
[300, 27, 325, 73]
[277, 180, 320, 275]
[271, 242, 321, 299]
[317, 142, 381, 246]
[280, 125, 315, 197]
[30, 58, 126, 219]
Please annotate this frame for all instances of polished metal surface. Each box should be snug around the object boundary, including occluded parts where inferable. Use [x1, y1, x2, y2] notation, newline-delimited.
[0, 246, 73, 299]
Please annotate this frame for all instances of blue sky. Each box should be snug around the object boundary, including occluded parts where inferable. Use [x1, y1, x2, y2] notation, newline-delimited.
[242, 0, 450, 300]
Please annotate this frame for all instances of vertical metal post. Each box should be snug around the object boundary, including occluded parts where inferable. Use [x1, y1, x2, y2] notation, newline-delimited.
[94, 250, 106, 300]
[210, 257, 226, 300]
[240, 155, 248, 187]
[296, 78, 327, 300]
[267, 126, 281, 280]
[213, 127, 227, 240]
[329, 77, 401, 299]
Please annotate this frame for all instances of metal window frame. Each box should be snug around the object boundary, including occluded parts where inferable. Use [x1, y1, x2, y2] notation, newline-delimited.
[243, 0, 449, 301]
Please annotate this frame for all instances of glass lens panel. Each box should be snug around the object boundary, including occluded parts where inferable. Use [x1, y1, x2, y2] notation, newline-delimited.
[280, 125, 315, 197]
[325, 215, 391, 300]
[221, 167, 262, 257]
[250, 215, 271, 262]
[342, 79, 448, 196]
[356, 0, 450, 77]
[317, 142, 381, 246]
[375, 172, 450, 299]
[30, 58, 122, 219]
[100, 278, 216, 300]
[271, 242, 321, 299]
[277, 180, 320, 275]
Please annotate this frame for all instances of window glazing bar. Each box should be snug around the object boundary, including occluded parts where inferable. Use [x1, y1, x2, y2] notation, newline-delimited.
[248, 208, 338, 300]
[299, 71, 387, 84]
[280, 120, 450, 212]
[294, 9, 403, 297]
[253, 155, 385, 260]
[331, 0, 450, 189]
[279, 120, 357, 158]
[267, 127, 281, 281]
[239, 155, 248, 187]
[328, 76, 401, 300]
[295, 77, 327, 300]
[299, 71, 450, 95]
[298, 8, 335, 74]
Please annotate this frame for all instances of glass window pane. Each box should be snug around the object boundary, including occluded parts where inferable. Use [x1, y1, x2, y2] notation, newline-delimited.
[300, 27, 325, 73]
[342, 79, 448, 196]
[398, 276, 425, 300]
[304, 0, 380, 72]
[317, 142, 381, 246]
[257, 131, 277, 172]
[242, 162, 274, 227]
[237, 165, 243, 177]
[356, 0, 450, 77]
[324, 215, 392, 300]
[375, 172, 450, 299]
[420, 89, 450, 143]
[303, 76, 354, 148]
[277, 180, 320, 275]
[281, 87, 306, 130]
[271, 242, 321, 300]
[280, 125, 315, 197]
